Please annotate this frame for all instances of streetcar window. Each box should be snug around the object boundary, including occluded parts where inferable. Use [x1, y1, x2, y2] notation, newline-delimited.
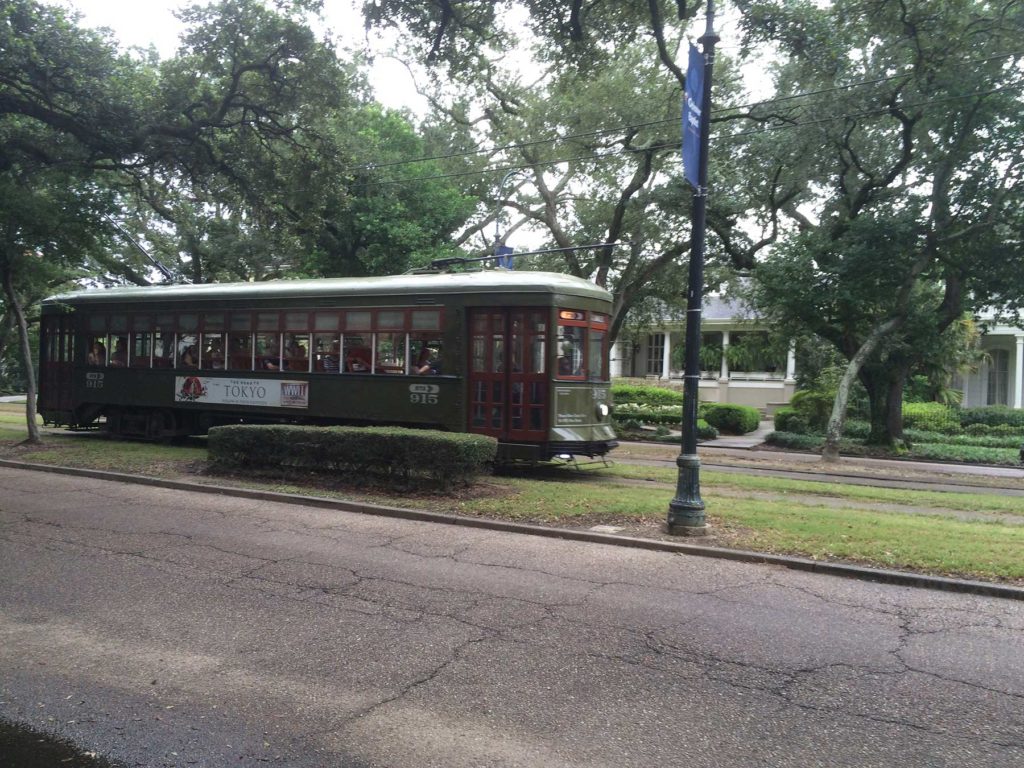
[177, 334, 198, 369]
[109, 336, 128, 367]
[345, 311, 371, 331]
[88, 315, 106, 333]
[410, 337, 442, 375]
[411, 310, 441, 330]
[471, 337, 486, 373]
[378, 310, 404, 330]
[154, 327, 174, 368]
[556, 325, 585, 378]
[314, 312, 340, 332]
[588, 330, 606, 381]
[375, 332, 406, 374]
[510, 314, 524, 373]
[492, 335, 505, 373]
[86, 336, 107, 366]
[285, 312, 309, 330]
[313, 334, 340, 373]
[178, 314, 198, 333]
[226, 333, 252, 370]
[230, 313, 252, 332]
[109, 315, 128, 334]
[283, 333, 310, 372]
[200, 333, 225, 370]
[530, 312, 547, 374]
[203, 313, 225, 332]
[255, 333, 280, 371]
[131, 332, 152, 368]
[342, 335, 371, 373]
[257, 312, 279, 332]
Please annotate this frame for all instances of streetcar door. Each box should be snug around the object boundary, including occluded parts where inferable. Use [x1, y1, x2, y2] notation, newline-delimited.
[39, 314, 75, 411]
[468, 308, 549, 442]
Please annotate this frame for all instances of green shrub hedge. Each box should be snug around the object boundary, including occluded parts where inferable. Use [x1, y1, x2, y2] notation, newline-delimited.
[908, 443, 1021, 466]
[701, 403, 761, 435]
[611, 402, 682, 425]
[773, 407, 809, 434]
[765, 431, 823, 451]
[902, 402, 962, 434]
[842, 419, 871, 439]
[902, 428, 1024, 449]
[611, 383, 683, 406]
[208, 424, 497, 490]
[959, 405, 1024, 429]
[963, 422, 1024, 437]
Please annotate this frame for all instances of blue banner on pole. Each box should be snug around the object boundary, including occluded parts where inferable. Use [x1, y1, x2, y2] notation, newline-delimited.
[496, 245, 514, 269]
[682, 43, 704, 189]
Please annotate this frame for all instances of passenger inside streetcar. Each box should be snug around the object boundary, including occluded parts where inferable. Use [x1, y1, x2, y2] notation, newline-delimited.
[415, 345, 441, 375]
[88, 340, 106, 366]
[109, 339, 128, 367]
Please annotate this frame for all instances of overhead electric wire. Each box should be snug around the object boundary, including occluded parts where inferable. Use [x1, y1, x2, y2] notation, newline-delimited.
[347, 48, 1024, 178]
[364, 77, 1024, 189]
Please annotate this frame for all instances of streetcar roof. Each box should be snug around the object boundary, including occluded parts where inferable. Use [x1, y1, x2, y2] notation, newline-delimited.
[44, 270, 612, 306]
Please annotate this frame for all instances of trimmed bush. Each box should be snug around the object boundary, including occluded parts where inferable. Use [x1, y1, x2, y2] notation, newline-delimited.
[908, 443, 1021, 466]
[842, 419, 871, 439]
[959, 405, 1024, 429]
[788, 389, 834, 430]
[208, 424, 497, 490]
[765, 431, 822, 451]
[964, 423, 1023, 437]
[612, 403, 682, 425]
[902, 428, 1024, 449]
[697, 419, 719, 441]
[773, 407, 809, 434]
[611, 383, 683, 406]
[701, 403, 761, 435]
[902, 402, 962, 434]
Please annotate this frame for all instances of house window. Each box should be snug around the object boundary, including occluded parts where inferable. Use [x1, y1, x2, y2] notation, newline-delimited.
[988, 349, 1009, 405]
[646, 333, 665, 376]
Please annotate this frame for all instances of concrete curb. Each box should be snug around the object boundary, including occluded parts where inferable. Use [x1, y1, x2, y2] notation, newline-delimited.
[2, 457, 1022, 602]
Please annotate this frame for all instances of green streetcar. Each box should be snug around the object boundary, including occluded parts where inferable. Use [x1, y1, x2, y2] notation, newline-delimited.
[38, 270, 618, 462]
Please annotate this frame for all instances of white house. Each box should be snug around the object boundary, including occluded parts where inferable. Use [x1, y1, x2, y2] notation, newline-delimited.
[956, 311, 1024, 408]
[613, 301, 1024, 413]
[611, 295, 796, 414]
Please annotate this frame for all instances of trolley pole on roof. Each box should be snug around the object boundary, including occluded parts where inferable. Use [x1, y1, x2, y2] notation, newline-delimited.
[669, 0, 719, 536]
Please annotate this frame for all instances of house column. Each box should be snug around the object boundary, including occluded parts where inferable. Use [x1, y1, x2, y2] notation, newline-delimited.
[610, 340, 624, 378]
[1015, 335, 1024, 409]
[785, 341, 797, 382]
[719, 330, 730, 381]
[662, 332, 673, 380]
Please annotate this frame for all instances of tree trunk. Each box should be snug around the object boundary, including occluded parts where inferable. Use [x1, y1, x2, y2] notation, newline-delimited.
[822, 316, 904, 462]
[885, 365, 908, 444]
[1, 265, 41, 444]
[863, 373, 891, 445]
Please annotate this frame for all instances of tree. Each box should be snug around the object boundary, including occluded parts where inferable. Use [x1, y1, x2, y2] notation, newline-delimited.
[366, 3, 765, 340]
[2, 0, 478, 440]
[0, 167, 118, 442]
[732, 0, 1024, 456]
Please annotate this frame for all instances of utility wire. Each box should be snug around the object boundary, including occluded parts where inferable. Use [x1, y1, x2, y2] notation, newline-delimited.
[348, 49, 1024, 177]
[364, 78, 1024, 188]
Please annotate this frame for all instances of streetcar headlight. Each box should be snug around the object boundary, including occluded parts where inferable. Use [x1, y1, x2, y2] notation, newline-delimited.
[597, 403, 610, 418]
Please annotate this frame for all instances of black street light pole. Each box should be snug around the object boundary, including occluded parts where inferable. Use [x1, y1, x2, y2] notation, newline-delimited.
[669, 1, 719, 535]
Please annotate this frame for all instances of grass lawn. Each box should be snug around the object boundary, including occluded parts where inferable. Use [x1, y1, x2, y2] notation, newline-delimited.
[0, 410, 1021, 584]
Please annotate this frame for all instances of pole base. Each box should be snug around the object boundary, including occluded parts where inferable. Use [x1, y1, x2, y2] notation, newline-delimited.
[667, 521, 710, 537]
[668, 453, 706, 534]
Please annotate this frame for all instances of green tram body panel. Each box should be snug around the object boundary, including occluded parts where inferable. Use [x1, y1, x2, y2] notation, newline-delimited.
[39, 271, 618, 462]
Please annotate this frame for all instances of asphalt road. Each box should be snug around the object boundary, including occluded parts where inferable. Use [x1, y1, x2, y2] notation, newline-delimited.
[1, 467, 1022, 767]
